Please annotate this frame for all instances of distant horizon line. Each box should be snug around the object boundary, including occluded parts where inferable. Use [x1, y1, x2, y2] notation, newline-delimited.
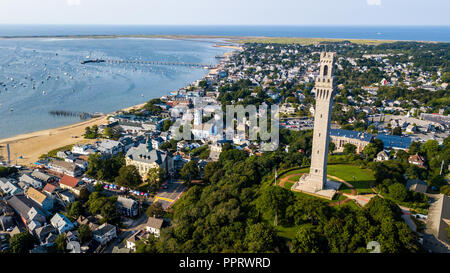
[0, 24, 449, 27]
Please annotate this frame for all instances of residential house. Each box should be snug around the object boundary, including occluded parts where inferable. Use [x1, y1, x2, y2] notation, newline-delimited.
[59, 175, 83, 196]
[35, 225, 58, 247]
[19, 173, 43, 189]
[191, 123, 217, 140]
[72, 144, 95, 156]
[145, 217, 164, 237]
[6, 195, 46, 232]
[116, 196, 139, 217]
[76, 215, 99, 231]
[406, 179, 428, 193]
[31, 170, 54, 184]
[43, 183, 58, 196]
[50, 213, 74, 234]
[375, 150, 390, 162]
[126, 230, 146, 251]
[409, 154, 426, 168]
[0, 178, 22, 196]
[96, 140, 123, 156]
[58, 190, 76, 205]
[93, 223, 117, 245]
[48, 160, 83, 177]
[25, 187, 53, 211]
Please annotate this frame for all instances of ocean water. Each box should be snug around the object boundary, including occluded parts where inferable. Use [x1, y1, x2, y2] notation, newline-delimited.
[1, 25, 448, 139]
[0, 25, 449, 42]
[0, 37, 230, 139]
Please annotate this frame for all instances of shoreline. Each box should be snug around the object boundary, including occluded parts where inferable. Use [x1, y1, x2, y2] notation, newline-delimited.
[0, 45, 238, 166]
[0, 34, 447, 44]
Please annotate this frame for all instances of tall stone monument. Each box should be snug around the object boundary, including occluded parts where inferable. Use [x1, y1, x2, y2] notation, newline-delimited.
[292, 52, 341, 199]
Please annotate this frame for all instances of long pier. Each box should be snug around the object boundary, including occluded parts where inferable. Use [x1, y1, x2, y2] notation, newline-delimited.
[81, 58, 216, 69]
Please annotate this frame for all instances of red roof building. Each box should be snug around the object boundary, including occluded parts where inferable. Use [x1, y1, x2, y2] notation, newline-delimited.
[59, 175, 80, 188]
[43, 183, 58, 194]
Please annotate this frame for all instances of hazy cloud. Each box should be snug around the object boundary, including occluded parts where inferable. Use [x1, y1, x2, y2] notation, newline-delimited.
[66, 0, 81, 7]
[366, 0, 381, 6]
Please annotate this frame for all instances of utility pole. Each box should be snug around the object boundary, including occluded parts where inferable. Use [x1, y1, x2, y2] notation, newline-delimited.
[274, 201, 278, 227]
[440, 160, 444, 176]
[274, 168, 278, 185]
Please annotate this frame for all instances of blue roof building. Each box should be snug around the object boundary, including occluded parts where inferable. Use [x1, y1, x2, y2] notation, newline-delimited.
[375, 133, 412, 150]
[329, 129, 374, 154]
[330, 129, 374, 142]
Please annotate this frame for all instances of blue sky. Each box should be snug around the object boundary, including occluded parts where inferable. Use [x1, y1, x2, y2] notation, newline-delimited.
[0, 0, 448, 25]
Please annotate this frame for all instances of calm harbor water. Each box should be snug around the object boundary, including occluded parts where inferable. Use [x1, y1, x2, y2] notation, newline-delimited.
[1, 25, 448, 139]
[0, 37, 230, 139]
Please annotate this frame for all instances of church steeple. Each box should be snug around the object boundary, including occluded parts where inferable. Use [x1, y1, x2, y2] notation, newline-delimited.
[146, 135, 153, 152]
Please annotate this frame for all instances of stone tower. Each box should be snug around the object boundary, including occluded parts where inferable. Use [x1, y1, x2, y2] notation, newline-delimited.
[292, 52, 341, 199]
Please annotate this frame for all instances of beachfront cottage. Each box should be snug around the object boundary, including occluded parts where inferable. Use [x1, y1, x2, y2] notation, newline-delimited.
[72, 144, 96, 156]
[48, 160, 83, 177]
[96, 140, 124, 156]
[125, 141, 174, 179]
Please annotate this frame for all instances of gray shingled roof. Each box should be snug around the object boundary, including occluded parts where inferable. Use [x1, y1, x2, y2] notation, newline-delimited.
[31, 170, 52, 182]
[126, 143, 171, 164]
[146, 217, 164, 229]
[117, 196, 137, 209]
[93, 223, 116, 237]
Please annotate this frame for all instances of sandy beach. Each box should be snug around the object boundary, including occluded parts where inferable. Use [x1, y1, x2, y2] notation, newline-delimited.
[0, 102, 150, 166]
[0, 44, 238, 167]
[0, 116, 107, 166]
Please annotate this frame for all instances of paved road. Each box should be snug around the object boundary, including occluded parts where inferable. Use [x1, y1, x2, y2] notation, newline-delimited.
[102, 181, 187, 253]
[152, 179, 186, 209]
[102, 213, 149, 253]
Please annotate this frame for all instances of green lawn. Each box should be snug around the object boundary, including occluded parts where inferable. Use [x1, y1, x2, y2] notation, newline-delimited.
[278, 164, 375, 195]
[287, 175, 303, 182]
[283, 181, 294, 190]
[282, 168, 309, 177]
[276, 225, 298, 240]
[326, 164, 375, 194]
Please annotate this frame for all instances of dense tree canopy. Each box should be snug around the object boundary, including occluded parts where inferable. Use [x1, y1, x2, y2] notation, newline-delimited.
[115, 165, 142, 189]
